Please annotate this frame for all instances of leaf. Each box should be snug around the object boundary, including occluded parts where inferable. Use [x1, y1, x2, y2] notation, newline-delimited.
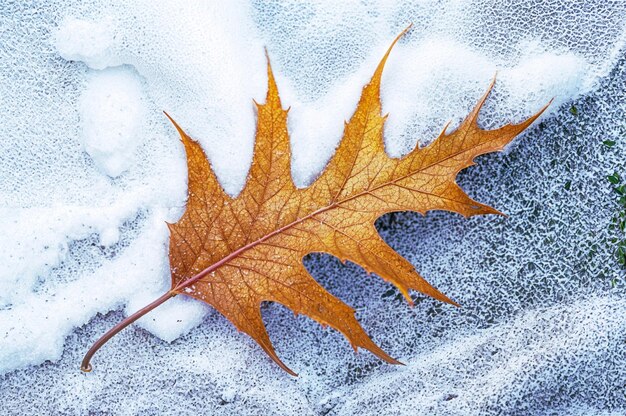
[82, 28, 549, 376]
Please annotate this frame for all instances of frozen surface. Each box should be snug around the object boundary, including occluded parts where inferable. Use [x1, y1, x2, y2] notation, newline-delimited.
[1, 0, 625, 415]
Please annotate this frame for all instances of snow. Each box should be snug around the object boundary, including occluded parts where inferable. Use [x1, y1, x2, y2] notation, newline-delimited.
[1, 0, 625, 414]
[79, 67, 146, 177]
[55, 16, 119, 70]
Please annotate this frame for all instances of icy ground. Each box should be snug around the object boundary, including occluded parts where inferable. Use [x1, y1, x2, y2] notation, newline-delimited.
[1, 1, 625, 415]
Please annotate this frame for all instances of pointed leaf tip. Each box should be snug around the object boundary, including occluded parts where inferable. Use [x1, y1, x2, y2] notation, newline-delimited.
[264, 48, 281, 107]
[262, 345, 298, 377]
[371, 25, 412, 85]
[163, 111, 188, 142]
[467, 75, 497, 125]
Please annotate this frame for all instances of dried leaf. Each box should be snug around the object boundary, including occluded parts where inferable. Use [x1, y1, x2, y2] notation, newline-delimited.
[82, 28, 549, 376]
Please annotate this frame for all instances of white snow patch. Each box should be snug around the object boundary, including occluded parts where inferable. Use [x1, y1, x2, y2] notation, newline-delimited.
[54, 17, 120, 70]
[79, 67, 146, 177]
[0, 212, 170, 373]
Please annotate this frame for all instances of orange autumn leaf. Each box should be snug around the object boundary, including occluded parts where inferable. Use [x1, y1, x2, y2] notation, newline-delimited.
[81, 29, 549, 376]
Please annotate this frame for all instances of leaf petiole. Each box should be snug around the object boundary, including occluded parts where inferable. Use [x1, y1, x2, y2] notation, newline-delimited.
[80, 290, 177, 372]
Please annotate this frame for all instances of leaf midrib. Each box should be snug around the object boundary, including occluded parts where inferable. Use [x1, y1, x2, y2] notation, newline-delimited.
[173, 134, 485, 292]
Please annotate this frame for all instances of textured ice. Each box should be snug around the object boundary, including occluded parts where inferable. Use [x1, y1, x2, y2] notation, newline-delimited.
[1, 1, 625, 415]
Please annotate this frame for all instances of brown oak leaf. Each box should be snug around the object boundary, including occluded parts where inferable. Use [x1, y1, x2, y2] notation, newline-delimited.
[82, 29, 549, 376]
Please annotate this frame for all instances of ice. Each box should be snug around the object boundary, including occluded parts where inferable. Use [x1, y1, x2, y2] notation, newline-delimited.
[334, 295, 625, 415]
[1, 0, 625, 414]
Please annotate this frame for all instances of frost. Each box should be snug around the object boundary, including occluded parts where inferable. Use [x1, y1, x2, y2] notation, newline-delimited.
[1, 0, 625, 415]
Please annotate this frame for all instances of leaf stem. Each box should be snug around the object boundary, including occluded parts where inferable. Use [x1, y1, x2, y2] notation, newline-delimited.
[80, 290, 176, 372]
